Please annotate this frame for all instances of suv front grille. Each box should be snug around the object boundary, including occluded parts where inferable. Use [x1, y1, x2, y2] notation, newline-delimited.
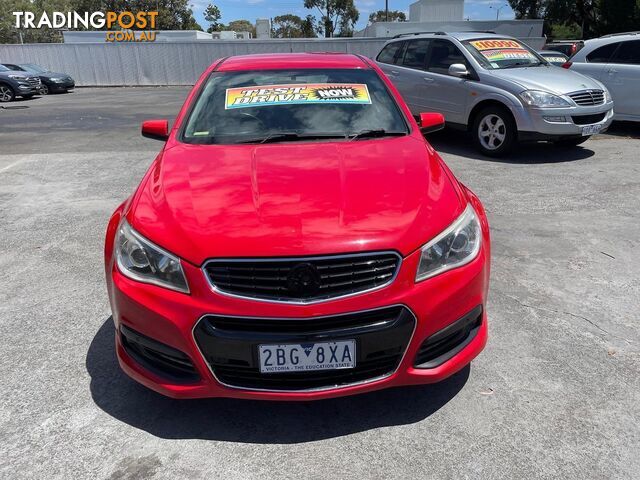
[568, 89, 605, 106]
[26, 77, 41, 86]
[193, 306, 416, 391]
[203, 252, 401, 303]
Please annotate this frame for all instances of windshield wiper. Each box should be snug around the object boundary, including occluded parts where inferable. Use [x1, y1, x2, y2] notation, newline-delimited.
[348, 129, 407, 141]
[503, 61, 543, 69]
[239, 132, 347, 144]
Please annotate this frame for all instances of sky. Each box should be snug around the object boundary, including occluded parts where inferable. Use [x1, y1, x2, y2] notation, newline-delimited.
[190, 0, 516, 32]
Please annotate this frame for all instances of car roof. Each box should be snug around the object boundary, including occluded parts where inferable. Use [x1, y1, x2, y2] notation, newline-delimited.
[388, 31, 515, 42]
[215, 53, 371, 72]
[583, 32, 640, 48]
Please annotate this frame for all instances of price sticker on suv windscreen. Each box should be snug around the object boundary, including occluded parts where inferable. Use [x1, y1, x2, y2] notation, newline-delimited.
[470, 39, 537, 62]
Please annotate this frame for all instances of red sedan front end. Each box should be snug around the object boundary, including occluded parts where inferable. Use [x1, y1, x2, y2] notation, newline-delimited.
[105, 53, 490, 400]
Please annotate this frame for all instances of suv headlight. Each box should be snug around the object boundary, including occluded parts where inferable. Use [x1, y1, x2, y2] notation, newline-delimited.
[115, 221, 189, 293]
[520, 90, 571, 108]
[7, 74, 24, 80]
[416, 204, 482, 282]
[603, 88, 612, 103]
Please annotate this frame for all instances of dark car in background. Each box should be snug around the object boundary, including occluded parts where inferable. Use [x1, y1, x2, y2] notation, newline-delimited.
[0, 64, 41, 102]
[1, 63, 74, 94]
[538, 51, 570, 66]
[544, 40, 584, 57]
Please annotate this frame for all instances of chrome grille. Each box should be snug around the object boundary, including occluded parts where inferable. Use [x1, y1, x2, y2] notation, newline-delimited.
[26, 76, 41, 86]
[203, 252, 402, 303]
[568, 89, 605, 106]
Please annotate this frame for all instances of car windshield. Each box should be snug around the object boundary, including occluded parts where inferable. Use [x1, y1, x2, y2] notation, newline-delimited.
[0, 65, 9, 72]
[463, 38, 545, 69]
[182, 68, 409, 144]
[21, 64, 46, 73]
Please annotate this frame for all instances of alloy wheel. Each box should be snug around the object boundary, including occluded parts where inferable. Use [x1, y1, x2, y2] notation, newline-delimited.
[478, 114, 506, 151]
[0, 85, 13, 102]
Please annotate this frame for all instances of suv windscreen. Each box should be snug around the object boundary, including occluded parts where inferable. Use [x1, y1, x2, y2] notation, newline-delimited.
[0, 65, 10, 72]
[463, 38, 544, 69]
[182, 69, 408, 145]
[21, 64, 46, 73]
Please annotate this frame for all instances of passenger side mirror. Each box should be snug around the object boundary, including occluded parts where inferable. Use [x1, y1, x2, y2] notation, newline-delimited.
[448, 63, 470, 78]
[141, 119, 169, 141]
[419, 112, 445, 134]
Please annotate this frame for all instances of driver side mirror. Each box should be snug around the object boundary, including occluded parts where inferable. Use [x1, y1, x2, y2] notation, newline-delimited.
[419, 112, 445, 134]
[141, 119, 169, 141]
[448, 63, 470, 78]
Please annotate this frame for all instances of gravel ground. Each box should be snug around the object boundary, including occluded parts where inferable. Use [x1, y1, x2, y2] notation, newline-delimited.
[1, 88, 639, 480]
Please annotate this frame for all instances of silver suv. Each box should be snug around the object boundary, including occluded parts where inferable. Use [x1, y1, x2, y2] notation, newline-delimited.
[376, 32, 614, 156]
[564, 32, 640, 122]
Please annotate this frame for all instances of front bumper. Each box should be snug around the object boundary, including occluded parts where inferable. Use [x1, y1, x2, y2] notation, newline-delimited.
[106, 208, 490, 401]
[15, 82, 37, 96]
[47, 80, 75, 92]
[513, 101, 614, 138]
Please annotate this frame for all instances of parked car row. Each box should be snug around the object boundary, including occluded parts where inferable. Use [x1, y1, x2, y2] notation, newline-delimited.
[375, 32, 615, 156]
[0, 63, 74, 102]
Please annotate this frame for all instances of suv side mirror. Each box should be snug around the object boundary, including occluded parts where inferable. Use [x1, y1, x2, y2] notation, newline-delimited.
[141, 119, 169, 141]
[448, 63, 470, 78]
[419, 112, 445, 134]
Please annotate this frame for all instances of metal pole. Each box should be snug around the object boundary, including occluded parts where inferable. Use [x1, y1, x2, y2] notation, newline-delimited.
[385, 0, 389, 22]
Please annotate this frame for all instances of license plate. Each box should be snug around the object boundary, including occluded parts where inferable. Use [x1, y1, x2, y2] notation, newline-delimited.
[258, 340, 356, 374]
[582, 124, 602, 136]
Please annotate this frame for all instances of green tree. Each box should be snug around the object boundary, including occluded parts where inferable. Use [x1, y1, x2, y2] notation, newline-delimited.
[368, 9, 406, 23]
[303, 0, 359, 37]
[204, 3, 222, 33]
[227, 19, 256, 37]
[506, 0, 545, 18]
[301, 14, 320, 37]
[272, 14, 303, 38]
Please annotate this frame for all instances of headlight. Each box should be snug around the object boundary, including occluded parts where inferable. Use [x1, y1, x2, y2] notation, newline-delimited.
[115, 221, 189, 293]
[415, 204, 482, 282]
[7, 74, 23, 80]
[603, 88, 612, 103]
[50, 77, 64, 83]
[520, 90, 571, 108]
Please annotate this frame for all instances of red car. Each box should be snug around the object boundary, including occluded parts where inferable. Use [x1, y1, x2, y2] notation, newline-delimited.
[105, 53, 490, 400]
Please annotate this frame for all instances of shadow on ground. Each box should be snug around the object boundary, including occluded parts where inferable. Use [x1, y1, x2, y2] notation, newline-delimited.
[426, 128, 596, 164]
[87, 317, 469, 443]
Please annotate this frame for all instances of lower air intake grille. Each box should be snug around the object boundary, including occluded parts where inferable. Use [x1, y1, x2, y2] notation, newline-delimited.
[203, 252, 401, 303]
[193, 306, 416, 391]
[120, 325, 200, 383]
[414, 305, 483, 368]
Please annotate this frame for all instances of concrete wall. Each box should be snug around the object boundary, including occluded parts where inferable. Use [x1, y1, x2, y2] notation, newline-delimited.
[0, 38, 388, 86]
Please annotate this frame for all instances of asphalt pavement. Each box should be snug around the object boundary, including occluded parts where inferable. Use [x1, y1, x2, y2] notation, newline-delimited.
[1, 88, 639, 479]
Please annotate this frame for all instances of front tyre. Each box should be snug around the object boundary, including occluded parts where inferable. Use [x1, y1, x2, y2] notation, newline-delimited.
[0, 84, 15, 103]
[554, 136, 590, 147]
[472, 106, 516, 157]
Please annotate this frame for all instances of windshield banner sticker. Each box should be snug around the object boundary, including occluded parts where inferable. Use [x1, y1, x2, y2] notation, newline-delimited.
[225, 83, 371, 109]
[469, 39, 536, 62]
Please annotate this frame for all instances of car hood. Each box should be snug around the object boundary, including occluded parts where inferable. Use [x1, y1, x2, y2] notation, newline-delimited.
[489, 65, 602, 94]
[0, 71, 29, 79]
[129, 136, 463, 265]
[40, 71, 70, 79]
